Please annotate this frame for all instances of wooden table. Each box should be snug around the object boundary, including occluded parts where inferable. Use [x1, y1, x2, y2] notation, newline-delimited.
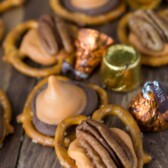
[0, 0, 168, 167]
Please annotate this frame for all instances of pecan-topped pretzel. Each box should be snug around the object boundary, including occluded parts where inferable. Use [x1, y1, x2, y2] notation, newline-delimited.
[0, 0, 24, 13]
[17, 75, 108, 147]
[118, 9, 168, 67]
[50, 0, 126, 25]
[0, 90, 13, 146]
[55, 105, 152, 168]
[3, 15, 78, 78]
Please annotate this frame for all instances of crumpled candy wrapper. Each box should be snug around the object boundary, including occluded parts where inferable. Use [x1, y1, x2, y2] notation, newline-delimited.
[129, 81, 168, 132]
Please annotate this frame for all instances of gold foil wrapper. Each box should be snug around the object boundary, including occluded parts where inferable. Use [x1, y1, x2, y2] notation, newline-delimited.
[100, 45, 141, 92]
[129, 92, 168, 132]
[75, 29, 114, 79]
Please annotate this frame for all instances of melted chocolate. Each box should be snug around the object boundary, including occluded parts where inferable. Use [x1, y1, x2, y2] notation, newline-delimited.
[0, 105, 4, 140]
[61, 0, 120, 16]
[31, 81, 99, 136]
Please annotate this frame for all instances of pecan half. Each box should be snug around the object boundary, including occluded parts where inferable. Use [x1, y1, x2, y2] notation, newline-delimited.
[129, 14, 164, 51]
[129, 10, 168, 52]
[160, 10, 168, 25]
[133, 10, 165, 42]
[38, 15, 60, 56]
[146, 10, 168, 42]
[38, 15, 74, 56]
[54, 16, 74, 53]
[76, 119, 136, 168]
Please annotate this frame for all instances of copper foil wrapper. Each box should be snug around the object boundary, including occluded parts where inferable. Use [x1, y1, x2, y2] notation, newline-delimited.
[129, 92, 168, 132]
[74, 29, 114, 79]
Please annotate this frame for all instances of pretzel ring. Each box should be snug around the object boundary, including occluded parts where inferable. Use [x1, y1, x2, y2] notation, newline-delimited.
[50, 0, 126, 26]
[118, 10, 168, 67]
[127, 0, 161, 10]
[17, 76, 108, 147]
[3, 21, 63, 78]
[0, 90, 13, 145]
[0, 0, 24, 13]
[55, 104, 152, 168]
[92, 104, 152, 168]
[55, 115, 87, 168]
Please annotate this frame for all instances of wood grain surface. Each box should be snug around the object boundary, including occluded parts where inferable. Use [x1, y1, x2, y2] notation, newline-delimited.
[0, 0, 168, 168]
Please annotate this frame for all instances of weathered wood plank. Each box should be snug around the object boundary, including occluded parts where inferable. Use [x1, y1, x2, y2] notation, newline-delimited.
[1, 0, 168, 168]
[0, 3, 37, 168]
[0, 59, 37, 168]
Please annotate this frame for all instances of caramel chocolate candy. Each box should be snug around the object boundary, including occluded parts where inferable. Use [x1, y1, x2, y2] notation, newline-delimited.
[75, 119, 137, 168]
[129, 81, 168, 132]
[31, 81, 99, 136]
[61, 0, 120, 16]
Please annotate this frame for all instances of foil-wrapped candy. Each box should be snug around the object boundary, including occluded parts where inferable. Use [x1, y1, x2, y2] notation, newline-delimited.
[129, 81, 168, 132]
[62, 29, 114, 80]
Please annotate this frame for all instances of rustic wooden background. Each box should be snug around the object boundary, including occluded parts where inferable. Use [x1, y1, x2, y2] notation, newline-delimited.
[0, 0, 168, 167]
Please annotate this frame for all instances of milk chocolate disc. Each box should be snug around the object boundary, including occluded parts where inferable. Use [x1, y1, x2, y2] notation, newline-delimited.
[0, 105, 4, 140]
[31, 82, 99, 136]
[61, 0, 120, 16]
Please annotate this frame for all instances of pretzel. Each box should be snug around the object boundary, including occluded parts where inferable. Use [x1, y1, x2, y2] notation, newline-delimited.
[49, 0, 126, 25]
[3, 21, 63, 78]
[0, 90, 13, 145]
[17, 76, 108, 147]
[55, 104, 152, 168]
[55, 115, 87, 168]
[118, 9, 168, 67]
[0, 0, 24, 13]
[127, 0, 161, 10]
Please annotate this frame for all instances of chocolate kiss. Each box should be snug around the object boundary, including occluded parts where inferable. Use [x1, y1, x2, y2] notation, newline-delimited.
[36, 76, 87, 125]
[20, 29, 57, 66]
